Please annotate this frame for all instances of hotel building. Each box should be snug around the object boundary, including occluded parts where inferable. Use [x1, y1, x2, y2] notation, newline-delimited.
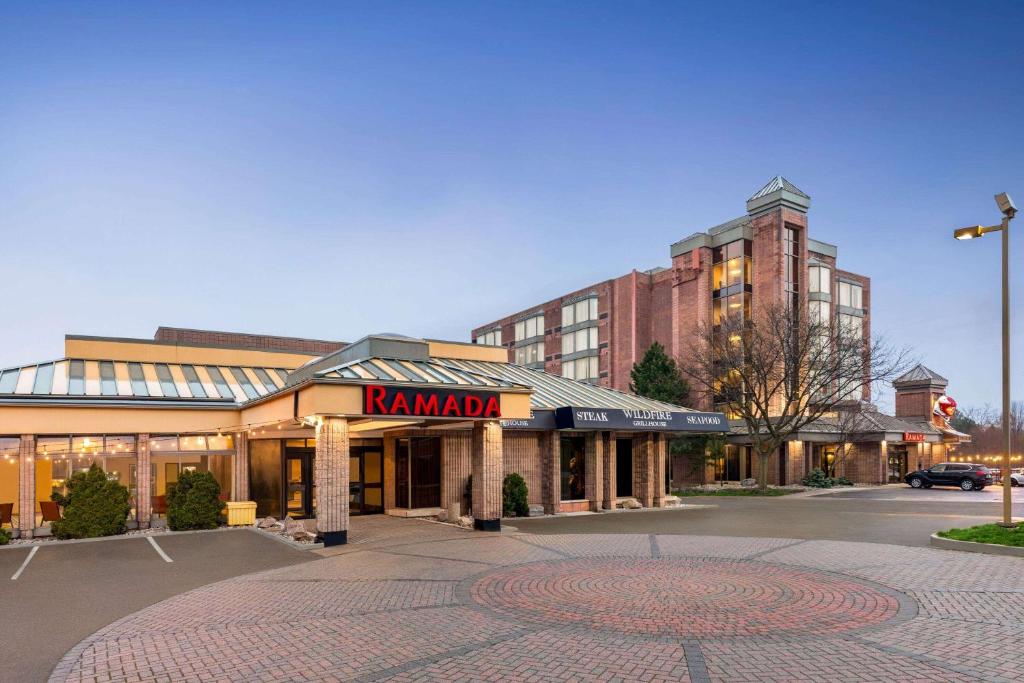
[0, 328, 726, 545]
[471, 176, 870, 395]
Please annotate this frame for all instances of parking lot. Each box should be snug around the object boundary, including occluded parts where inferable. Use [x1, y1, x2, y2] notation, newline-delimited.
[0, 529, 312, 683]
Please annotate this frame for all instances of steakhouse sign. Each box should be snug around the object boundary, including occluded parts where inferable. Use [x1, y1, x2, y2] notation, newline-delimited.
[553, 406, 728, 432]
[363, 385, 501, 419]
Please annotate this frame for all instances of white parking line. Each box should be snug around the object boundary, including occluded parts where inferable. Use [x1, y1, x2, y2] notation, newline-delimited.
[147, 536, 173, 563]
[11, 546, 38, 580]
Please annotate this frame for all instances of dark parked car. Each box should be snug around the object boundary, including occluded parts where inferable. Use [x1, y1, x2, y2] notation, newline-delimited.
[905, 463, 992, 491]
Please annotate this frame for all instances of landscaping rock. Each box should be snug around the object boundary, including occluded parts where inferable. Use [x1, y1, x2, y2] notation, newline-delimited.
[528, 504, 545, 517]
[257, 516, 278, 529]
[740, 478, 757, 488]
[663, 495, 682, 507]
[623, 498, 642, 509]
[457, 515, 474, 528]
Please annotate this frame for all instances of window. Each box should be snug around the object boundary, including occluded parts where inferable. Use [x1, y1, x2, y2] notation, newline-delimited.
[0, 369, 19, 394]
[127, 362, 149, 396]
[68, 362, 86, 395]
[808, 265, 831, 294]
[230, 367, 258, 400]
[205, 367, 234, 399]
[562, 297, 598, 327]
[514, 342, 544, 366]
[562, 356, 599, 381]
[99, 361, 117, 396]
[181, 365, 207, 398]
[784, 226, 799, 308]
[32, 363, 54, 395]
[809, 300, 831, 325]
[561, 327, 598, 355]
[839, 281, 863, 309]
[838, 313, 862, 340]
[713, 292, 751, 327]
[476, 329, 501, 346]
[155, 364, 179, 397]
[252, 368, 278, 393]
[514, 314, 544, 342]
[711, 240, 752, 292]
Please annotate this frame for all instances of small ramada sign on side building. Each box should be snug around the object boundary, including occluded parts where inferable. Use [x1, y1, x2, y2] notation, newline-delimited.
[363, 385, 501, 418]
[903, 432, 926, 442]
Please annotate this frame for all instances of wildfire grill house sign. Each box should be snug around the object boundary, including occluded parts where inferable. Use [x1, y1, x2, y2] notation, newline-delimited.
[554, 407, 728, 432]
[363, 385, 501, 418]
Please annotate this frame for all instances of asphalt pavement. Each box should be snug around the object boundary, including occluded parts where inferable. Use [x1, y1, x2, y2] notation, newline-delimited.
[0, 528, 312, 683]
[513, 484, 1024, 546]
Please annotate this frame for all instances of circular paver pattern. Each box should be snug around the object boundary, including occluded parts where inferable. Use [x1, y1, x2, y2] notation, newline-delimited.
[468, 557, 903, 637]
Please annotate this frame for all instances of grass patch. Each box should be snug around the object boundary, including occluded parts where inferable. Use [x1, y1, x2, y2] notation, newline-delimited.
[937, 524, 1024, 547]
[672, 488, 798, 497]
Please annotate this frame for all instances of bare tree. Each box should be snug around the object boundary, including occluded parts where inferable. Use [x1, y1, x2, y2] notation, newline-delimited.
[680, 302, 913, 489]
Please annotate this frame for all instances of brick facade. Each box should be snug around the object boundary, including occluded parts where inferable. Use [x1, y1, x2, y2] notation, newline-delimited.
[471, 421, 503, 530]
[315, 417, 350, 545]
[471, 178, 870, 404]
[136, 434, 151, 528]
[18, 435, 35, 537]
[154, 326, 345, 355]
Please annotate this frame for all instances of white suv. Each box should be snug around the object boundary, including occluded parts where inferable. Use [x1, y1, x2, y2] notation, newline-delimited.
[1011, 469, 1024, 487]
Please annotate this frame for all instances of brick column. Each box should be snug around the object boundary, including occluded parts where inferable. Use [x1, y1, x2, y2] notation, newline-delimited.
[633, 434, 654, 507]
[136, 434, 151, 529]
[540, 431, 560, 515]
[315, 417, 350, 546]
[18, 435, 35, 538]
[653, 434, 667, 507]
[232, 433, 249, 501]
[584, 432, 604, 512]
[383, 437, 396, 511]
[602, 432, 616, 510]
[471, 420, 503, 531]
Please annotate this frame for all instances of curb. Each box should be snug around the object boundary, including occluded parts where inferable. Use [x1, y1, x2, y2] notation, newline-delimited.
[929, 533, 1024, 558]
[0, 525, 246, 551]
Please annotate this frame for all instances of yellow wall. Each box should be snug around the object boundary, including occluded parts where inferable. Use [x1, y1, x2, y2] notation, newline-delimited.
[64, 337, 318, 369]
[0, 405, 241, 435]
[499, 392, 532, 419]
[426, 340, 507, 363]
[0, 459, 18, 514]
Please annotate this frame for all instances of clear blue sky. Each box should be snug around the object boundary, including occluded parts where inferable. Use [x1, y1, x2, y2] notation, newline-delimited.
[2, 1, 1022, 410]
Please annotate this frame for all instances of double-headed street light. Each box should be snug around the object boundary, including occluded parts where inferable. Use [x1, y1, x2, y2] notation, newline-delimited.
[954, 192, 1017, 527]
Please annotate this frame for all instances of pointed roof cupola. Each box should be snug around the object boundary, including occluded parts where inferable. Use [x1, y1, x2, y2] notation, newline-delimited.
[746, 175, 811, 216]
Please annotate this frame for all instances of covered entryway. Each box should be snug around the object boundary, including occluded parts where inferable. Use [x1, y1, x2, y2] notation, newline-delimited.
[616, 437, 633, 497]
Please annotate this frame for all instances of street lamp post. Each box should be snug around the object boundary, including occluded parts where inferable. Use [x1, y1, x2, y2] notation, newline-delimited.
[954, 192, 1017, 527]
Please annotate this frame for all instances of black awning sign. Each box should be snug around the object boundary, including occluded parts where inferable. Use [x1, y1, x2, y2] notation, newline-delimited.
[500, 410, 557, 430]
[555, 406, 727, 432]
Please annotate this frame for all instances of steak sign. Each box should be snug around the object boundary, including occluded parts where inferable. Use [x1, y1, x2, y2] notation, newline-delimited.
[554, 406, 728, 432]
[363, 385, 501, 419]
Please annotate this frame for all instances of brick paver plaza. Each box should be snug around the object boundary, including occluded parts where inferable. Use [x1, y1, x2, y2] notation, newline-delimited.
[51, 517, 1024, 682]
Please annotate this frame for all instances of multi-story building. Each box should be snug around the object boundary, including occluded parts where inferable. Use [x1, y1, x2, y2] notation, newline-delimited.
[471, 176, 871, 403]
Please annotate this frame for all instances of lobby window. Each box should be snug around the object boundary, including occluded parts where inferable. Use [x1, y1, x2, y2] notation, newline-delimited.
[838, 281, 863, 310]
[34, 435, 139, 521]
[713, 291, 751, 327]
[562, 356, 599, 381]
[562, 297, 598, 327]
[711, 240, 752, 292]
[514, 314, 544, 342]
[560, 436, 586, 501]
[476, 329, 501, 346]
[150, 434, 235, 513]
[394, 437, 441, 509]
[561, 327, 598, 355]
[514, 342, 544, 366]
[808, 265, 831, 294]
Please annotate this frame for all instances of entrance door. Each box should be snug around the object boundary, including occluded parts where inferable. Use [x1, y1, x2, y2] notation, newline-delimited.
[616, 438, 633, 497]
[350, 447, 383, 515]
[284, 449, 314, 519]
[887, 447, 908, 483]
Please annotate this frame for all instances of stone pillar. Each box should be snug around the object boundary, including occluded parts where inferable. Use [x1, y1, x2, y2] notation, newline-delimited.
[136, 434, 151, 529]
[18, 435, 35, 538]
[602, 432, 616, 510]
[383, 437, 397, 511]
[540, 431, 560, 515]
[471, 420, 503, 531]
[584, 432, 604, 512]
[232, 433, 250, 502]
[653, 434, 667, 507]
[315, 417, 350, 546]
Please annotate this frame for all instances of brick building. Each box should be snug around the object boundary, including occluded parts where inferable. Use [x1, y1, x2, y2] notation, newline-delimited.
[471, 176, 871, 400]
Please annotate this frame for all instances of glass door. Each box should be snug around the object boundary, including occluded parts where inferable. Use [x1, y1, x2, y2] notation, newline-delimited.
[350, 447, 383, 514]
[284, 449, 314, 518]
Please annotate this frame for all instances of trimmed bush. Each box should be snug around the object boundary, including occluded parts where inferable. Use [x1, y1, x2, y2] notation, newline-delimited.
[801, 468, 834, 488]
[50, 464, 131, 539]
[166, 470, 224, 531]
[502, 473, 529, 518]
[0, 527, 10, 545]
